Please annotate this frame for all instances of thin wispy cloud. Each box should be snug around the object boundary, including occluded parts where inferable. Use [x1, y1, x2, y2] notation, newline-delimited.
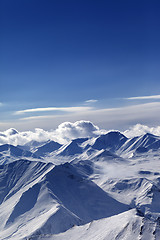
[14, 102, 160, 130]
[14, 106, 93, 115]
[2, 102, 160, 131]
[125, 95, 160, 100]
[85, 99, 98, 103]
[19, 115, 58, 121]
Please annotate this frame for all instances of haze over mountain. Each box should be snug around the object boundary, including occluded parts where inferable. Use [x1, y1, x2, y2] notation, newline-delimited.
[0, 121, 160, 239]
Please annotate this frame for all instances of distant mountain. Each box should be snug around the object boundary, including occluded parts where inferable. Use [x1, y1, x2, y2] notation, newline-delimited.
[18, 140, 48, 151]
[0, 144, 36, 161]
[92, 131, 128, 151]
[1, 131, 160, 164]
[120, 133, 160, 155]
[57, 133, 128, 158]
[57, 139, 87, 156]
[34, 140, 62, 156]
[141, 133, 160, 151]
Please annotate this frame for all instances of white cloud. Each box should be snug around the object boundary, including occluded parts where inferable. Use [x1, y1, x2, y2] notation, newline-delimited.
[19, 115, 58, 121]
[123, 124, 160, 138]
[2, 102, 160, 132]
[0, 120, 103, 146]
[85, 99, 98, 103]
[1, 120, 160, 147]
[125, 95, 160, 100]
[0, 128, 53, 146]
[14, 106, 92, 115]
[3, 128, 19, 136]
[54, 120, 100, 142]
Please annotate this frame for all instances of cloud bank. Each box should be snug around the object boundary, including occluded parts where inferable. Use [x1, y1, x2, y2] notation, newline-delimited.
[1, 120, 160, 147]
[123, 124, 160, 138]
[0, 120, 103, 146]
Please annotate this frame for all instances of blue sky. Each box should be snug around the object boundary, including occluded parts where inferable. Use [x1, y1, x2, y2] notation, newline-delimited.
[1, 0, 160, 131]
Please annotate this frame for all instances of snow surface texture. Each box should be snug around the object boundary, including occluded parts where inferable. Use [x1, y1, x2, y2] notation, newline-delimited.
[1, 124, 160, 239]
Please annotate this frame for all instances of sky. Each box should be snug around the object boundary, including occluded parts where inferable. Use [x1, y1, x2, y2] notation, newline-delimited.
[0, 0, 160, 131]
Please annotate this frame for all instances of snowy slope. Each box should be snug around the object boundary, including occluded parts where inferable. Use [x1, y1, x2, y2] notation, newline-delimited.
[56, 138, 88, 157]
[30, 209, 160, 240]
[0, 160, 128, 240]
[54, 131, 160, 159]
[0, 130, 160, 239]
[34, 140, 62, 157]
[92, 131, 128, 151]
[0, 144, 37, 164]
[18, 140, 47, 152]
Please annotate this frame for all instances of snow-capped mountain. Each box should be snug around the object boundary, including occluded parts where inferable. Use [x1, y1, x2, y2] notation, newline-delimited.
[34, 140, 62, 157]
[0, 144, 37, 164]
[18, 140, 48, 152]
[92, 131, 127, 151]
[1, 128, 160, 239]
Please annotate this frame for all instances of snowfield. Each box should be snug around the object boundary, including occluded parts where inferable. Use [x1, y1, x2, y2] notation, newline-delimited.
[0, 128, 160, 239]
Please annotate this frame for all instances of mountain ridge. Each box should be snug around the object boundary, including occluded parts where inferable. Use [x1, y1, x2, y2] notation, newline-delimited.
[0, 130, 160, 239]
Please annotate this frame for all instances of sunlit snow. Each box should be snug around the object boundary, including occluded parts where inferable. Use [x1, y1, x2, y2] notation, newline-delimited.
[1, 122, 160, 239]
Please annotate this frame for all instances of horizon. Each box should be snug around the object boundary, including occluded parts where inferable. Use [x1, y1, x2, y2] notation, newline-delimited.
[1, 120, 160, 146]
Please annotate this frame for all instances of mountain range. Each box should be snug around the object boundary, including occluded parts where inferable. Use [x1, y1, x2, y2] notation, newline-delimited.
[0, 130, 160, 239]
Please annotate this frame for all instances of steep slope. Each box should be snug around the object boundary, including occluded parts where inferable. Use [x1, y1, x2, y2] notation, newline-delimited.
[18, 140, 47, 152]
[56, 138, 89, 157]
[32, 209, 144, 240]
[0, 160, 128, 240]
[1, 130, 160, 239]
[34, 140, 62, 157]
[89, 132, 160, 158]
[0, 144, 32, 156]
[120, 133, 160, 156]
[57, 141, 83, 156]
[0, 160, 53, 204]
[0, 144, 37, 164]
[44, 163, 128, 220]
[90, 149, 124, 162]
[34, 209, 160, 240]
[92, 131, 128, 152]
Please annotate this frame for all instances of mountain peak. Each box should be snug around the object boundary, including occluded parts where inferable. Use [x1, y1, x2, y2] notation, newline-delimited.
[58, 141, 83, 156]
[34, 140, 62, 157]
[92, 131, 127, 151]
